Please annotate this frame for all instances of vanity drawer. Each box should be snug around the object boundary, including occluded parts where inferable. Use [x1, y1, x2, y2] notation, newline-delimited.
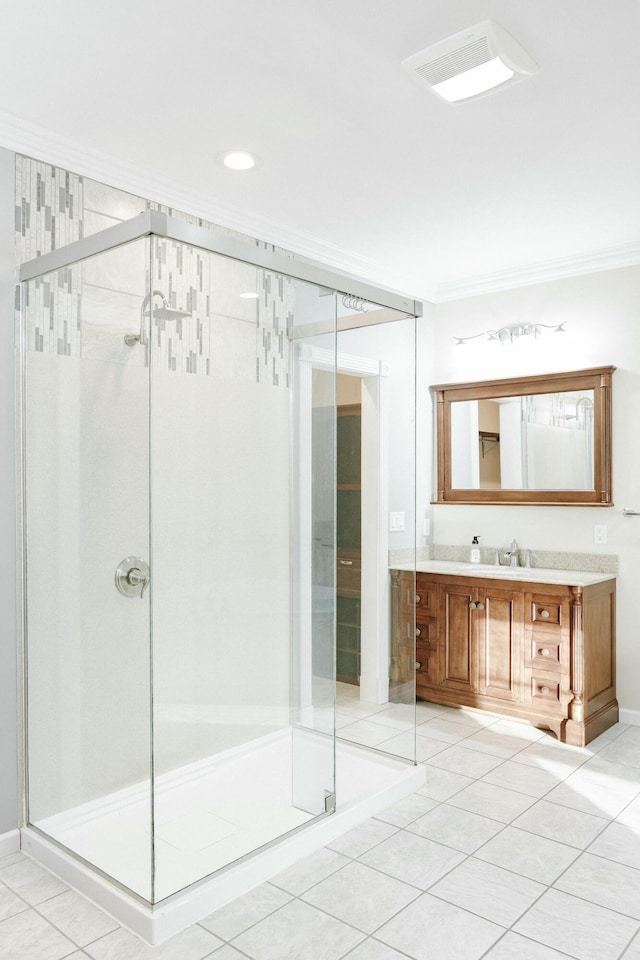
[526, 673, 565, 713]
[529, 598, 563, 630]
[530, 639, 562, 671]
[415, 577, 437, 619]
[415, 619, 436, 643]
[415, 639, 433, 671]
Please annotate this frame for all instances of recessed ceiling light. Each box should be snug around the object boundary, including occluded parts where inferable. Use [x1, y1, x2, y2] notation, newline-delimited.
[239, 291, 260, 299]
[222, 151, 258, 171]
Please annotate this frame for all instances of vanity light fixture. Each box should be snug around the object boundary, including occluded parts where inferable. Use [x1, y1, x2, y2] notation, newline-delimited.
[453, 321, 566, 346]
[239, 291, 260, 299]
[403, 20, 538, 103]
[221, 151, 258, 171]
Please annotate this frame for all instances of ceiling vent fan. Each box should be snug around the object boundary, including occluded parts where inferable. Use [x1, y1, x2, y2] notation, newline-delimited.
[402, 20, 538, 103]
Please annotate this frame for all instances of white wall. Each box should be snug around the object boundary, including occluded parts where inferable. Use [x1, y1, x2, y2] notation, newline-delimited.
[0, 146, 17, 834]
[432, 266, 640, 713]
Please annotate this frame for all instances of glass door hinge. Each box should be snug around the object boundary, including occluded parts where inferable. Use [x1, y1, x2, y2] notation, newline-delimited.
[324, 790, 336, 814]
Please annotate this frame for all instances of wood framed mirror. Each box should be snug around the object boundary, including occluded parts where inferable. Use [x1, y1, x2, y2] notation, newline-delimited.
[432, 366, 614, 505]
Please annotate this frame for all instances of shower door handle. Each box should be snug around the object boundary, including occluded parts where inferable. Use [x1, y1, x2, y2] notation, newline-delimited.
[115, 557, 150, 599]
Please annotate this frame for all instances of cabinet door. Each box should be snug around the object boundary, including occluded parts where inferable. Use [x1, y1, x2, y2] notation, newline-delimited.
[477, 587, 524, 703]
[439, 583, 478, 693]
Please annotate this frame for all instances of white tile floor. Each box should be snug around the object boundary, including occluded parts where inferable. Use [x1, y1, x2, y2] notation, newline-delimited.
[3, 691, 640, 960]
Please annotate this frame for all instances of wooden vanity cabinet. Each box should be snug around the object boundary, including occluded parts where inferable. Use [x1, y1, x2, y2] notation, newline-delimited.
[391, 569, 617, 746]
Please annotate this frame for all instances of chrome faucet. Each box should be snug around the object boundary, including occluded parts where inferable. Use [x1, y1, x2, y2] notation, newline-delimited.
[504, 539, 519, 567]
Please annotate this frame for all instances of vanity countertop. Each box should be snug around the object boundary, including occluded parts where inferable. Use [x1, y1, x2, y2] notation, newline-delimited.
[390, 559, 615, 587]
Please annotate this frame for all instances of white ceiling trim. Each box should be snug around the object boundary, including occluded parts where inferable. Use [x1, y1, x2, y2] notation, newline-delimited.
[0, 109, 402, 292]
[434, 241, 640, 301]
[2, 110, 638, 307]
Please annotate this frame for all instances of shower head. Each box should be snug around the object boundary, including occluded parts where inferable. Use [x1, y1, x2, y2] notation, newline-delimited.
[125, 290, 192, 347]
[153, 304, 192, 322]
[142, 290, 192, 322]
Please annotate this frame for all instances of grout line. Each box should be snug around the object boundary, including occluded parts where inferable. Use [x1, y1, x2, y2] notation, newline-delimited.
[294, 882, 422, 943]
[341, 935, 417, 960]
[476, 928, 578, 960]
[546, 849, 640, 925]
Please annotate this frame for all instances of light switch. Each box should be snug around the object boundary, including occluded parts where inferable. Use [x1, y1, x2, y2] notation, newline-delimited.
[389, 511, 405, 532]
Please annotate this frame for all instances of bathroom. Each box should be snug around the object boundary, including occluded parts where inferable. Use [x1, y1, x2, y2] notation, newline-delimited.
[2, 3, 640, 958]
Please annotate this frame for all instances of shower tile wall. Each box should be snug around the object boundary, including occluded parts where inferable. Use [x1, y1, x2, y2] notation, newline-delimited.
[259, 271, 293, 388]
[153, 238, 213, 376]
[15, 154, 291, 384]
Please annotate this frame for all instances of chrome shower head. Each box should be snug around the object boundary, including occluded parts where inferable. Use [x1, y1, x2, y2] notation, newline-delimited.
[153, 304, 192, 322]
[144, 290, 192, 322]
[124, 290, 192, 347]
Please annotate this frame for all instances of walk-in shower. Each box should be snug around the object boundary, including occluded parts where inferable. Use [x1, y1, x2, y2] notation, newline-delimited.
[18, 211, 423, 941]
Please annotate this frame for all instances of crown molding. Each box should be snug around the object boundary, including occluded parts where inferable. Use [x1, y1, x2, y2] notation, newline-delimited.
[3, 111, 638, 309]
[434, 241, 640, 302]
[0, 110, 418, 296]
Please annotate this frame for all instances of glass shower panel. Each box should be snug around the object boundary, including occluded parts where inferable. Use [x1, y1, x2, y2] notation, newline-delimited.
[289, 279, 337, 817]
[149, 242, 337, 900]
[335, 311, 417, 763]
[23, 238, 153, 901]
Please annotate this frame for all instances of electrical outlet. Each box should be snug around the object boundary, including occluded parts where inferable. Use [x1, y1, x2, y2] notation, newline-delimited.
[389, 511, 405, 532]
[594, 524, 607, 544]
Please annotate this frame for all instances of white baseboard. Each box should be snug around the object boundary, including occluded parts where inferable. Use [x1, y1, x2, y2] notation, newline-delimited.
[619, 708, 640, 727]
[0, 829, 20, 858]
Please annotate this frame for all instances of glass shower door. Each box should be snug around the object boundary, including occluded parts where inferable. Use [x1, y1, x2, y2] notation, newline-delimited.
[149, 240, 337, 900]
[23, 238, 154, 901]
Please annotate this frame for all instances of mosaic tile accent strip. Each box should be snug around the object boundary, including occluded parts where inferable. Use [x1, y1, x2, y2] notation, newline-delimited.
[17, 157, 84, 358]
[153, 238, 211, 376]
[22, 270, 81, 357]
[16, 156, 84, 260]
[257, 269, 292, 386]
[16, 155, 293, 385]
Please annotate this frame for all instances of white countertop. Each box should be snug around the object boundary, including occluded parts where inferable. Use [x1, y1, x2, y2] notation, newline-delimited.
[390, 559, 615, 587]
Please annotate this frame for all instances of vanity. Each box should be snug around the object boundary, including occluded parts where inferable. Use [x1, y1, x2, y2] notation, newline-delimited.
[390, 561, 617, 746]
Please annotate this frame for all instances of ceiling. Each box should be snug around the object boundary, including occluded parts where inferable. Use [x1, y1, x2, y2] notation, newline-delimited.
[1, 0, 640, 301]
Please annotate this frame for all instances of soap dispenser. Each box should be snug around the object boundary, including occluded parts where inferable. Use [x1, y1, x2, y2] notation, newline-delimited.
[470, 536, 481, 563]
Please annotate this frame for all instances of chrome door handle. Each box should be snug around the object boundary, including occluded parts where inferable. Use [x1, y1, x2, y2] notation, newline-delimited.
[115, 557, 150, 599]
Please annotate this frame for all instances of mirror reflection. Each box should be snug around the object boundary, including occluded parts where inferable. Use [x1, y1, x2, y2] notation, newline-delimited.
[451, 389, 595, 491]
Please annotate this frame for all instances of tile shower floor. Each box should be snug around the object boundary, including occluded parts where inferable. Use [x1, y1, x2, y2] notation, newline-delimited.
[3, 685, 640, 959]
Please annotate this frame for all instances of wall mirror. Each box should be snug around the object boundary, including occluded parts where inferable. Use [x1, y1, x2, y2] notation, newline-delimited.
[432, 366, 614, 505]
